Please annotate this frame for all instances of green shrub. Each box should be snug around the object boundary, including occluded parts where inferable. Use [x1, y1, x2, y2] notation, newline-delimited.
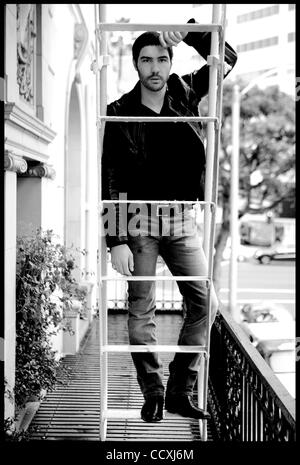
[15, 228, 87, 408]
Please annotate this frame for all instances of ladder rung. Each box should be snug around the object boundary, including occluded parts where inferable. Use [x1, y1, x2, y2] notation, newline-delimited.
[98, 23, 222, 33]
[103, 409, 207, 420]
[100, 276, 210, 281]
[98, 116, 218, 123]
[100, 200, 215, 205]
[101, 344, 208, 353]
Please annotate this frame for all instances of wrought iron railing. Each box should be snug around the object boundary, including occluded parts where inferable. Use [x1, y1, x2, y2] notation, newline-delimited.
[208, 307, 296, 441]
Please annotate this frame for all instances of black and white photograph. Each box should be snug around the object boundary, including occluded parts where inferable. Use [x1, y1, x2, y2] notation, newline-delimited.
[2, 3, 295, 452]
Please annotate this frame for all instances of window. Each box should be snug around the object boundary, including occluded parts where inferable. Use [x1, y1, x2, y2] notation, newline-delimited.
[237, 37, 278, 53]
[237, 5, 279, 23]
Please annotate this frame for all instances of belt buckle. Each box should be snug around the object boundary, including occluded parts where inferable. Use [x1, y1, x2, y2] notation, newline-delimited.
[156, 204, 180, 217]
[156, 204, 168, 217]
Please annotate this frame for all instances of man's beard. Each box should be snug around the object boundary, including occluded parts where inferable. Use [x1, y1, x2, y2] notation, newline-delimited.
[139, 73, 167, 92]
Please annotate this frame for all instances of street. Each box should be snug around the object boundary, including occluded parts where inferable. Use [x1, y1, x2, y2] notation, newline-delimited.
[107, 256, 295, 320]
[219, 259, 295, 320]
[154, 256, 295, 319]
[219, 258, 295, 399]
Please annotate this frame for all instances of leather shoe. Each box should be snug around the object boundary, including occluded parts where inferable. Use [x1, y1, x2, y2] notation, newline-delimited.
[141, 396, 164, 422]
[165, 394, 211, 420]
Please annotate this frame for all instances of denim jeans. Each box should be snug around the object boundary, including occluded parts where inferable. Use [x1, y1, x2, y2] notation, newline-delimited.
[127, 206, 218, 399]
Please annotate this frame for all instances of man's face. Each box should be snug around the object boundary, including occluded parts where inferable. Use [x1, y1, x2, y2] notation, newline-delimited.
[134, 45, 172, 92]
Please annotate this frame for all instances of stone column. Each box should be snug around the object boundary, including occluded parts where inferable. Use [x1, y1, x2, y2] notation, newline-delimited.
[4, 151, 27, 423]
[63, 301, 82, 355]
[17, 162, 56, 237]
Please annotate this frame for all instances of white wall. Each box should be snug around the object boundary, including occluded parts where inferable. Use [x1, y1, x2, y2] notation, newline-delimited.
[4, 4, 99, 423]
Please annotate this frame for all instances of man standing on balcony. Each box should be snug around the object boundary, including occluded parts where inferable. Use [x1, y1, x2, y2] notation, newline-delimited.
[102, 19, 237, 422]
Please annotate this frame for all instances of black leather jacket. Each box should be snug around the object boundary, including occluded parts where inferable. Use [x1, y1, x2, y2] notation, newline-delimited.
[102, 19, 237, 248]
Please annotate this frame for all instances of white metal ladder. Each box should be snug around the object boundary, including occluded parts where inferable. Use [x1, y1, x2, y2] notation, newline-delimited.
[94, 3, 227, 441]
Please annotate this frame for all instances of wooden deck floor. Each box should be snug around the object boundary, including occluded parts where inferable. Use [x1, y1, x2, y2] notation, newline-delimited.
[29, 312, 214, 441]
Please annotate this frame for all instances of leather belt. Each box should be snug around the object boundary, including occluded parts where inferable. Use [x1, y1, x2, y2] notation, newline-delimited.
[155, 203, 193, 217]
[127, 203, 194, 218]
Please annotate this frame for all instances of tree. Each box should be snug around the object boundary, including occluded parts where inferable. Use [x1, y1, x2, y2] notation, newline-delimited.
[200, 83, 295, 293]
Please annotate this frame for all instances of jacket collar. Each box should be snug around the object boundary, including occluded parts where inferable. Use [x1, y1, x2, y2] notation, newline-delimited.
[112, 75, 202, 139]
[116, 81, 143, 115]
[119, 79, 184, 115]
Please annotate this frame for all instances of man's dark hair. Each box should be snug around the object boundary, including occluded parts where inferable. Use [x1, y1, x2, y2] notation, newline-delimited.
[132, 31, 173, 65]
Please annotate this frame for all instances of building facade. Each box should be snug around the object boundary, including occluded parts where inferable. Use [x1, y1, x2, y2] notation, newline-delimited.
[193, 4, 296, 96]
[3, 2, 295, 425]
[4, 4, 99, 421]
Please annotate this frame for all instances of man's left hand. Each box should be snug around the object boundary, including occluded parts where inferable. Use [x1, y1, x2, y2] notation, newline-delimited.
[159, 30, 187, 48]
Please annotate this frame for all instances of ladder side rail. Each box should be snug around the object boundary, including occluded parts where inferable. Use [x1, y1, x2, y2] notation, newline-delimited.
[202, 11, 227, 403]
[204, 4, 227, 441]
[197, 201, 218, 440]
[211, 5, 227, 205]
[206, 4, 226, 280]
[199, 195, 218, 440]
[96, 3, 109, 442]
[94, 3, 103, 441]
[204, 5, 227, 387]
[203, 6, 222, 258]
[202, 4, 227, 442]
[203, 3, 225, 331]
[199, 3, 225, 441]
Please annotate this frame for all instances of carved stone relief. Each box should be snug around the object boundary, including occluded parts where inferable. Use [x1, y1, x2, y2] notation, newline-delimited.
[74, 23, 86, 59]
[17, 4, 36, 104]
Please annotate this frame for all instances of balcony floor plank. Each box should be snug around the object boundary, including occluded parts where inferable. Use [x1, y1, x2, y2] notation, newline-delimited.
[29, 313, 215, 441]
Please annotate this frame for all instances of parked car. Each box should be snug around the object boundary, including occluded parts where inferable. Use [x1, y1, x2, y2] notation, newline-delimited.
[255, 339, 295, 398]
[240, 302, 295, 397]
[253, 244, 295, 264]
[241, 301, 293, 324]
